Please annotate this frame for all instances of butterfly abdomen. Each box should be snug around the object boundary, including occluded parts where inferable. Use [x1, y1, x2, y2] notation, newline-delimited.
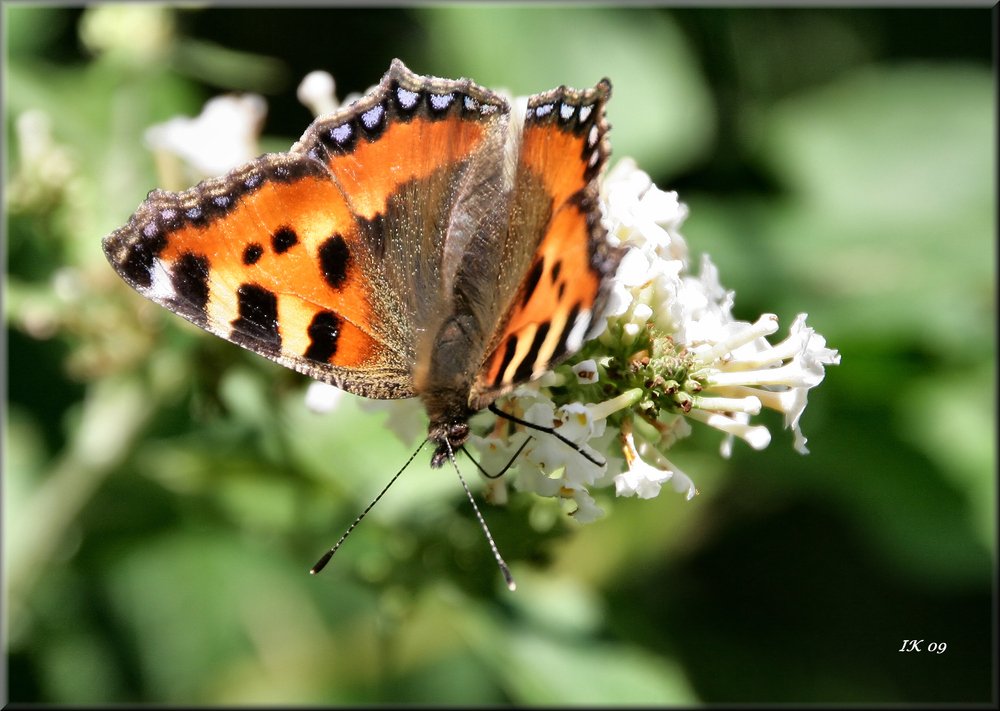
[417, 313, 481, 425]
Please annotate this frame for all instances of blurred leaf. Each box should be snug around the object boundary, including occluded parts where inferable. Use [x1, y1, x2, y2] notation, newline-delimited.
[392, 651, 505, 703]
[8, 377, 153, 616]
[3, 4, 72, 59]
[418, 6, 715, 178]
[106, 532, 336, 702]
[768, 407, 992, 590]
[4, 406, 46, 483]
[280, 390, 458, 526]
[502, 631, 695, 704]
[758, 64, 993, 348]
[897, 362, 996, 551]
[39, 633, 123, 703]
[444, 586, 696, 704]
[171, 37, 289, 93]
[503, 570, 603, 637]
[760, 64, 992, 222]
[724, 9, 874, 97]
[216, 472, 300, 534]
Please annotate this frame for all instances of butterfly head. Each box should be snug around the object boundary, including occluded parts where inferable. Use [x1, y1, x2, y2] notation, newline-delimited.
[428, 419, 471, 468]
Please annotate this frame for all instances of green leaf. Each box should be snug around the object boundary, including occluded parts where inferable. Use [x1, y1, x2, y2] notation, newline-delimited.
[757, 64, 994, 347]
[502, 631, 696, 704]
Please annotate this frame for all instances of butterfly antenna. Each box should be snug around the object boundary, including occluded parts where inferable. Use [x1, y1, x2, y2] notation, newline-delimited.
[444, 438, 517, 591]
[459, 436, 532, 479]
[310, 437, 429, 575]
[488, 402, 606, 467]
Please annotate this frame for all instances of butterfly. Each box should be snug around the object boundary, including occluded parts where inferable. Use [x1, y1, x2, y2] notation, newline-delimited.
[103, 60, 624, 583]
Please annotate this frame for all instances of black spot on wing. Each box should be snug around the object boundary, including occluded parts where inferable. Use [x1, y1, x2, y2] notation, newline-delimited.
[303, 311, 341, 363]
[551, 260, 562, 283]
[318, 235, 351, 290]
[230, 284, 281, 355]
[513, 322, 551, 384]
[271, 226, 299, 254]
[550, 302, 581, 365]
[118, 230, 167, 288]
[243, 243, 264, 265]
[170, 252, 210, 326]
[522, 258, 545, 308]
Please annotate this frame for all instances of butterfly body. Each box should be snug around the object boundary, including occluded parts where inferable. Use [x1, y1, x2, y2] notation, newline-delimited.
[103, 60, 624, 467]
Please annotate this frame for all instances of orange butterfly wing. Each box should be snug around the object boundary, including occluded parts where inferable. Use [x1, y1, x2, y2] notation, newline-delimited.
[103, 153, 413, 398]
[470, 80, 623, 410]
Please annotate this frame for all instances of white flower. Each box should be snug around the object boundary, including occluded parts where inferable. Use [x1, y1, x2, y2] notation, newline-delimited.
[463, 159, 839, 520]
[467, 432, 528, 505]
[513, 461, 563, 498]
[699, 312, 841, 453]
[572, 360, 599, 384]
[145, 93, 267, 179]
[471, 430, 530, 474]
[304, 381, 345, 414]
[615, 425, 695, 500]
[518, 399, 605, 487]
[297, 71, 339, 117]
[602, 157, 689, 264]
[565, 488, 604, 524]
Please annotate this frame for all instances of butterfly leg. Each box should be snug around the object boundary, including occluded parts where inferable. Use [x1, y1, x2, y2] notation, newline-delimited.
[487, 402, 606, 467]
[460, 436, 532, 479]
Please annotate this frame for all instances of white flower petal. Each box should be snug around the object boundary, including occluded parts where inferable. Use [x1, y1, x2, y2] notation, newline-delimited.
[685, 409, 772, 450]
[572, 360, 600, 384]
[304, 382, 344, 414]
[145, 94, 266, 177]
[297, 70, 338, 117]
[566, 488, 605, 523]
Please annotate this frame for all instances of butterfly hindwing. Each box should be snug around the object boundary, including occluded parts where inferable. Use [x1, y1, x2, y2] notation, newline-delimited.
[294, 60, 508, 226]
[469, 79, 623, 411]
[293, 60, 514, 382]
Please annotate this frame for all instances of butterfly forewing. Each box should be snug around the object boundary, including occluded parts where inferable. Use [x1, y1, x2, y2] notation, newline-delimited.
[102, 142, 415, 399]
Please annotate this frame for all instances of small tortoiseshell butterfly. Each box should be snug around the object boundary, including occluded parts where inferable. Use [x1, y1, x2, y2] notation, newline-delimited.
[103, 60, 624, 582]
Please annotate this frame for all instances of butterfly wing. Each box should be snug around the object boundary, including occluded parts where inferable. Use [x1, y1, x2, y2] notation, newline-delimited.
[468, 79, 624, 411]
[103, 60, 509, 401]
[294, 60, 513, 384]
[103, 150, 419, 398]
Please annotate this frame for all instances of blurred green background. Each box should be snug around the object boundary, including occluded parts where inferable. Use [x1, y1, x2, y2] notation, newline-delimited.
[4, 5, 994, 704]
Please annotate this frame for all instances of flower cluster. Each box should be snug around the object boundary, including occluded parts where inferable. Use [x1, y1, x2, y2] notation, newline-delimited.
[465, 157, 841, 522]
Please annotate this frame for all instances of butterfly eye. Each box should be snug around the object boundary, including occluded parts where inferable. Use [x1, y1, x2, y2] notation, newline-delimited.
[448, 422, 470, 444]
